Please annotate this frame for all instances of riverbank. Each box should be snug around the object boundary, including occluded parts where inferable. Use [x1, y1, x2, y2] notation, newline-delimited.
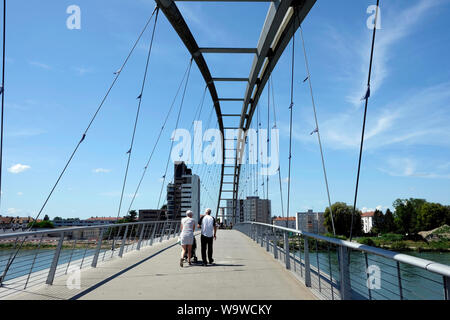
[355, 236, 450, 252]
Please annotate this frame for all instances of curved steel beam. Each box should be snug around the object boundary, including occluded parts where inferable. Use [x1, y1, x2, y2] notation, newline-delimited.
[231, 0, 316, 223]
[155, 0, 225, 218]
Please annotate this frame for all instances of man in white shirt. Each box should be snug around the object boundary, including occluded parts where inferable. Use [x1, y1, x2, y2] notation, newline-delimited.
[198, 208, 217, 266]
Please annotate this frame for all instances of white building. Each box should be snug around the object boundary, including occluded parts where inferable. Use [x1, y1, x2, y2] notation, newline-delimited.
[296, 210, 327, 234]
[361, 211, 375, 233]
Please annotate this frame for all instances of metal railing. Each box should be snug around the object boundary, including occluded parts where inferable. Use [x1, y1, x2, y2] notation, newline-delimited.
[0, 220, 180, 298]
[235, 222, 450, 300]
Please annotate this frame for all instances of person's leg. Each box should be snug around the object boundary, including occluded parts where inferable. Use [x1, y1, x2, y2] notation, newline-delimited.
[207, 236, 213, 264]
[201, 235, 207, 265]
[187, 245, 192, 264]
[180, 245, 186, 267]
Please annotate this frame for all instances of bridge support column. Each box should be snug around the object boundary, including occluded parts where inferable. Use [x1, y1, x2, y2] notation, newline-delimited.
[338, 246, 352, 300]
[119, 225, 129, 258]
[91, 228, 105, 268]
[284, 232, 291, 270]
[136, 224, 146, 251]
[304, 237, 311, 287]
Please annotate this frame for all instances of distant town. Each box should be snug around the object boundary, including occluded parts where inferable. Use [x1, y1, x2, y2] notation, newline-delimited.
[1, 161, 449, 252]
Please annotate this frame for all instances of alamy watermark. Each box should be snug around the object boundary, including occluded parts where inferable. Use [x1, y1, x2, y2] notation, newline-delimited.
[66, 5, 81, 30]
[170, 121, 279, 176]
[366, 264, 381, 290]
[366, 5, 382, 30]
[66, 266, 81, 290]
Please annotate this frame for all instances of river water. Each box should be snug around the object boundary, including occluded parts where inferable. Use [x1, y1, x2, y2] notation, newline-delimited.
[1, 247, 449, 300]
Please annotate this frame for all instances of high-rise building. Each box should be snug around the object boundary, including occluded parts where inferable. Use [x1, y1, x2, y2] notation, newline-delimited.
[167, 161, 200, 222]
[296, 210, 327, 234]
[225, 199, 244, 224]
[227, 196, 271, 224]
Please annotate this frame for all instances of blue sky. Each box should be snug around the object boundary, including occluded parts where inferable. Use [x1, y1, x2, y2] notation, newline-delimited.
[2, 0, 450, 220]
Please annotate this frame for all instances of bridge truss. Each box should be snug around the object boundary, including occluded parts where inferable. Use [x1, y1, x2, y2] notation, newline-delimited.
[155, 0, 317, 221]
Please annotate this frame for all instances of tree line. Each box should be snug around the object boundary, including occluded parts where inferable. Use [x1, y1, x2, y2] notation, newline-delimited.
[323, 199, 450, 238]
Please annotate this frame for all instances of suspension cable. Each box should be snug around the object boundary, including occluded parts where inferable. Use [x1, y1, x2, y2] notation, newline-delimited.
[0, 0, 5, 213]
[349, 0, 380, 241]
[266, 77, 270, 200]
[0, 7, 159, 286]
[126, 61, 191, 213]
[157, 57, 193, 210]
[117, 8, 159, 218]
[299, 26, 336, 236]
[270, 76, 285, 220]
[286, 13, 296, 228]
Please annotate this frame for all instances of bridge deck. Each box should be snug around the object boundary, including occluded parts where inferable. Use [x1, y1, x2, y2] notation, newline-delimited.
[4, 230, 316, 300]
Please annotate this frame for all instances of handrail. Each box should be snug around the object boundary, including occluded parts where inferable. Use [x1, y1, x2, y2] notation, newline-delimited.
[0, 220, 178, 240]
[238, 221, 450, 278]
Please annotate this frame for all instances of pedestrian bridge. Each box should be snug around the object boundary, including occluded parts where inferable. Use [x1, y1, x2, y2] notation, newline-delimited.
[1, 227, 315, 300]
[0, 221, 449, 300]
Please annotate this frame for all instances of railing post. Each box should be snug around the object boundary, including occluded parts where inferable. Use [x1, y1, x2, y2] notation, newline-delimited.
[46, 232, 65, 285]
[261, 227, 264, 247]
[150, 222, 157, 246]
[273, 230, 278, 259]
[304, 237, 311, 287]
[444, 276, 450, 300]
[266, 229, 270, 252]
[284, 231, 291, 270]
[136, 224, 146, 251]
[119, 225, 129, 258]
[91, 228, 105, 268]
[396, 262, 404, 300]
[338, 246, 352, 300]
[160, 221, 167, 242]
[166, 221, 172, 240]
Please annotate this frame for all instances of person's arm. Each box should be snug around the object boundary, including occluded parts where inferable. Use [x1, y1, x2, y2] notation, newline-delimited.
[213, 218, 217, 240]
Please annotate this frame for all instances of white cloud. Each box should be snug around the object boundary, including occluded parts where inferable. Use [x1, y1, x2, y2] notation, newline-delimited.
[29, 61, 52, 70]
[17, 192, 23, 196]
[380, 157, 450, 179]
[93, 168, 111, 173]
[7, 208, 20, 215]
[347, 0, 442, 106]
[288, 81, 450, 151]
[73, 66, 92, 76]
[8, 164, 31, 174]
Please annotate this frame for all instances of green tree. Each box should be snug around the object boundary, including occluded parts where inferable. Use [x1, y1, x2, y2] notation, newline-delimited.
[27, 220, 54, 229]
[372, 209, 385, 234]
[393, 198, 426, 235]
[384, 209, 396, 233]
[43, 214, 50, 221]
[417, 202, 447, 231]
[53, 216, 62, 221]
[324, 202, 362, 238]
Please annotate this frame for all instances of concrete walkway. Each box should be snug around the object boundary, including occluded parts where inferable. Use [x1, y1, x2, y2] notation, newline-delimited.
[4, 230, 316, 300]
